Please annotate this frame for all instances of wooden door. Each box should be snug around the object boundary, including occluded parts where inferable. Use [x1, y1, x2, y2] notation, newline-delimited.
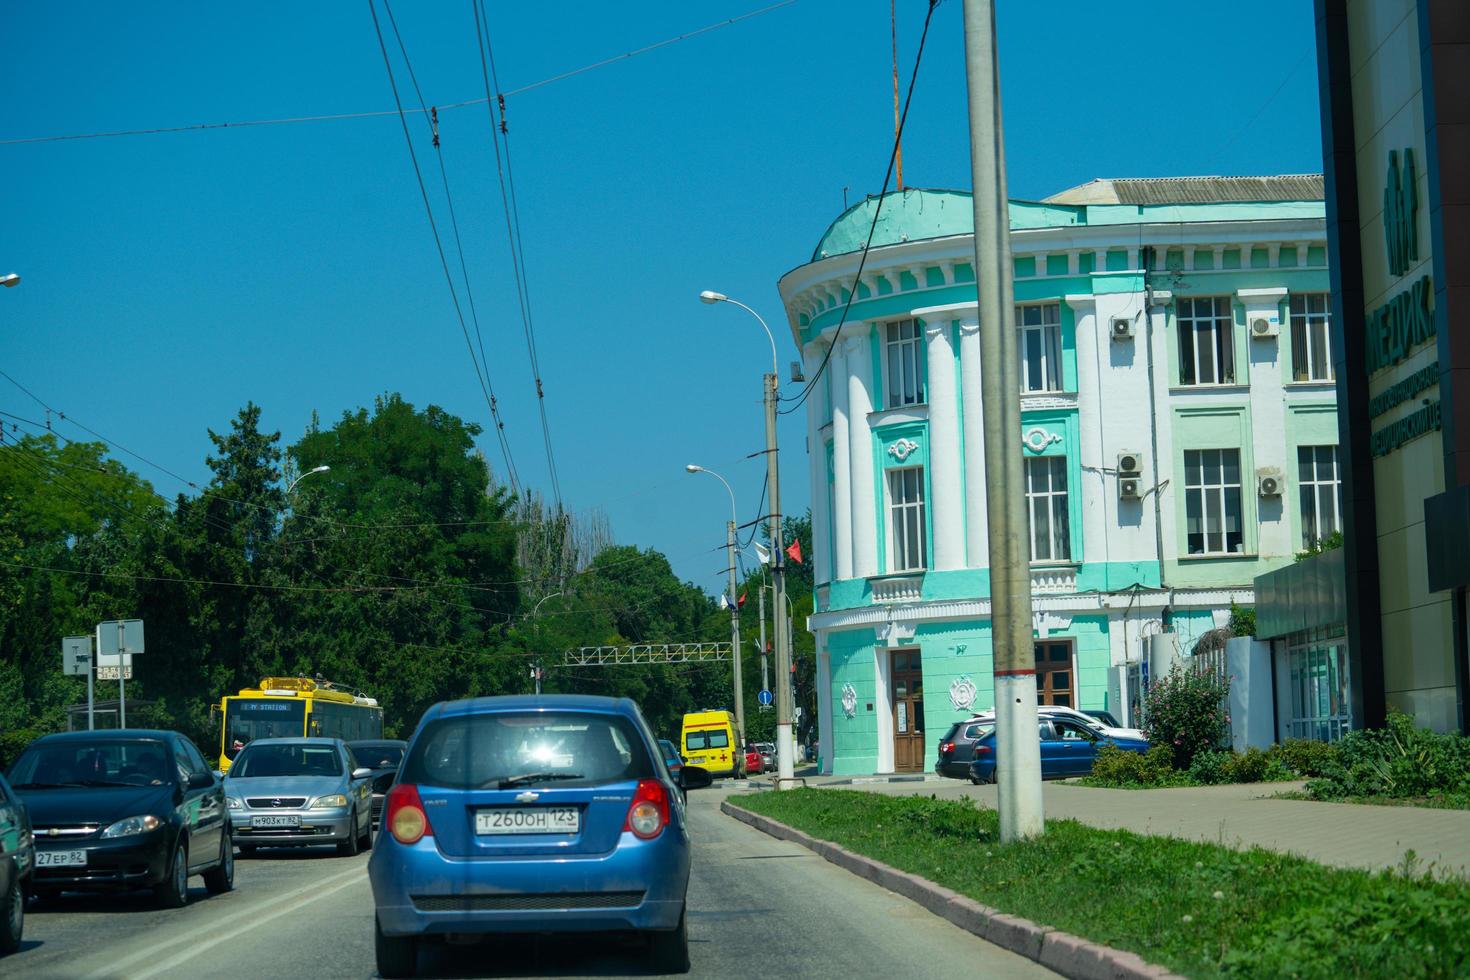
[891, 650, 925, 772]
[1034, 641, 1074, 707]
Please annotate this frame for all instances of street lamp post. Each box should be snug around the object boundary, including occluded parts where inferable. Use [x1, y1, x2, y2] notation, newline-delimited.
[531, 591, 562, 695]
[0, 273, 20, 289]
[686, 464, 746, 756]
[700, 290, 794, 788]
[286, 464, 331, 496]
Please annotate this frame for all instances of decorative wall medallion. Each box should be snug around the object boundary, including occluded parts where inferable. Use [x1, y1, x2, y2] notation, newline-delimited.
[887, 437, 920, 462]
[840, 683, 858, 719]
[1022, 427, 1063, 453]
[949, 675, 978, 713]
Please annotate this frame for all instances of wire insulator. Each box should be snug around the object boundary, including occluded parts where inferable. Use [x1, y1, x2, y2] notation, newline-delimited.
[497, 94, 508, 134]
[430, 106, 439, 148]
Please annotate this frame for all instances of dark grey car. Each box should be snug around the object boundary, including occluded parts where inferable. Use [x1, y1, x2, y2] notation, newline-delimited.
[224, 738, 373, 855]
[0, 772, 33, 955]
[934, 719, 995, 780]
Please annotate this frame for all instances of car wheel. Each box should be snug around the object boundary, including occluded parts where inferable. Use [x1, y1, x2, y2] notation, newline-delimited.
[337, 812, 360, 857]
[0, 871, 23, 955]
[375, 915, 417, 979]
[357, 810, 373, 851]
[203, 829, 235, 894]
[968, 775, 982, 785]
[647, 907, 690, 974]
[154, 841, 189, 909]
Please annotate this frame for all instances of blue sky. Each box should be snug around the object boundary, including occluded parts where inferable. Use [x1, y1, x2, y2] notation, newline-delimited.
[1, 1, 1323, 591]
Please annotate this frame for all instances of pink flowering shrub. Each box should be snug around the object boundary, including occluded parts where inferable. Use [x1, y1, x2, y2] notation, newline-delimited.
[1141, 663, 1230, 768]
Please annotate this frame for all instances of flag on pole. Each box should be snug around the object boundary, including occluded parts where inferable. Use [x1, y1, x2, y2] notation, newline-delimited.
[785, 539, 804, 564]
[738, 591, 747, 608]
[752, 541, 772, 566]
[718, 594, 730, 611]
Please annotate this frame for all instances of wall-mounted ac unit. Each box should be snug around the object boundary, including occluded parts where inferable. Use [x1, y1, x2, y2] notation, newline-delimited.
[1110, 317, 1135, 341]
[1256, 467, 1285, 497]
[1118, 451, 1144, 499]
[1250, 316, 1279, 339]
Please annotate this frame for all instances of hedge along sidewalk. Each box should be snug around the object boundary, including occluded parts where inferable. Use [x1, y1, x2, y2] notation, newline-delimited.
[728, 790, 1470, 979]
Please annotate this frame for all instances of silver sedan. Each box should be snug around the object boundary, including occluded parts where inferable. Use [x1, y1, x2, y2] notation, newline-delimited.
[223, 738, 373, 855]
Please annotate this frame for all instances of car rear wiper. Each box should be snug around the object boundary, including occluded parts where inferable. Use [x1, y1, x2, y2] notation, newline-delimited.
[12, 781, 85, 789]
[494, 772, 584, 789]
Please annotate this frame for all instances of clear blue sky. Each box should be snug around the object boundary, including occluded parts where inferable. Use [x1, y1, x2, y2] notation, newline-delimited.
[1, 1, 1323, 592]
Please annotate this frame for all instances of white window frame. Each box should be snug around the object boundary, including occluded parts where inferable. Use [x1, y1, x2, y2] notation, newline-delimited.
[1024, 455, 1071, 563]
[884, 319, 925, 408]
[1289, 293, 1334, 382]
[1017, 303, 1063, 393]
[886, 466, 927, 572]
[1177, 296, 1236, 386]
[1183, 448, 1245, 555]
[1297, 445, 1342, 549]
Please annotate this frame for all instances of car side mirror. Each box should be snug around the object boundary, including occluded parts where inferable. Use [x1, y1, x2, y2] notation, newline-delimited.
[351, 767, 373, 780]
[680, 765, 713, 791]
[188, 771, 215, 789]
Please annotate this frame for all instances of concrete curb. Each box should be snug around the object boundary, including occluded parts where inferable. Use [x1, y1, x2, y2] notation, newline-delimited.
[721, 800, 1184, 980]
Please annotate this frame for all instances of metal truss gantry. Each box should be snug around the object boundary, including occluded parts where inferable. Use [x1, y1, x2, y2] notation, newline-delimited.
[560, 643, 732, 667]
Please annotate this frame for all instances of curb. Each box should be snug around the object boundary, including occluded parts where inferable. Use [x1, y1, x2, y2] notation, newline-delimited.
[721, 800, 1184, 980]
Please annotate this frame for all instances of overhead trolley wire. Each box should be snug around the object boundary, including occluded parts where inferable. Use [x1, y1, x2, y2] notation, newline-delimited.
[778, 0, 940, 416]
[367, 0, 521, 494]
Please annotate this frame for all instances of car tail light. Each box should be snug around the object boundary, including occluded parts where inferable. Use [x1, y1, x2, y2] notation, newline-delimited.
[624, 779, 669, 840]
[975, 745, 993, 756]
[386, 783, 433, 844]
[940, 741, 955, 754]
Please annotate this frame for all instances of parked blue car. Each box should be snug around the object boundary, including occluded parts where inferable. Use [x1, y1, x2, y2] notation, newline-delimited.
[968, 717, 1150, 783]
[368, 695, 713, 978]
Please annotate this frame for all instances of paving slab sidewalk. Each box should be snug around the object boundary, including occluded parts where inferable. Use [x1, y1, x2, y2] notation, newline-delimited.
[830, 778, 1470, 877]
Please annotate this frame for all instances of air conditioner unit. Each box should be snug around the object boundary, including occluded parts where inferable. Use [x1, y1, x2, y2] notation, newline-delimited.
[1257, 467, 1285, 497]
[1251, 316, 1279, 339]
[1110, 317, 1135, 341]
[1119, 476, 1143, 500]
[1118, 451, 1144, 499]
[1117, 451, 1144, 477]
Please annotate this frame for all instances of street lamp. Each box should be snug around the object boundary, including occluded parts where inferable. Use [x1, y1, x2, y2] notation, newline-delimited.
[686, 463, 745, 756]
[531, 592, 562, 695]
[1, 274, 20, 288]
[699, 288, 794, 788]
[286, 464, 330, 495]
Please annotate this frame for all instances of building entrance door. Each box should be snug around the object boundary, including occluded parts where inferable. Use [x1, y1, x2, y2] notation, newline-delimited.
[891, 650, 925, 772]
[1035, 640, 1074, 707]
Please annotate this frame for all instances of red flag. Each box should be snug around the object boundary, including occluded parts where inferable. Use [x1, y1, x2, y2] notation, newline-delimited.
[737, 591, 747, 608]
[785, 539, 804, 564]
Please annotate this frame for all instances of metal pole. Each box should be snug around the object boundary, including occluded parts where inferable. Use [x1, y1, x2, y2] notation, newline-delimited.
[727, 520, 746, 753]
[87, 646, 95, 731]
[962, 0, 1043, 840]
[766, 372, 795, 787]
[117, 621, 127, 729]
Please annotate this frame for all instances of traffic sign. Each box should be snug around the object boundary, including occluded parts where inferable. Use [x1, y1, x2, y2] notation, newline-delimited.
[97, 666, 133, 681]
[757, 689, 773, 707]
[96, 619, 144, 665]
[62, 636, 92, 676]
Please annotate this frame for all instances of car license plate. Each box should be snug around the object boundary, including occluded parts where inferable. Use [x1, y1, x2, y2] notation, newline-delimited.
[475, 807, 579, 835]
[36, 849, 86, 867]
[252, 814, 300, 828]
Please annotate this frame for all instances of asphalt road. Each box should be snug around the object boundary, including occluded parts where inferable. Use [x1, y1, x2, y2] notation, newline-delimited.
[3, 787, 1055, 979]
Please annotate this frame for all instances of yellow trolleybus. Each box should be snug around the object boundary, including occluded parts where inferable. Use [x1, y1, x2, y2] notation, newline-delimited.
[216, 676, 383, 771]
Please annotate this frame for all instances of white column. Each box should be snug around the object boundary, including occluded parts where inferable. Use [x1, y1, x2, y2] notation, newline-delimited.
[958, 316, 989, 569]
[805, 345, 833, 587]
[830, 340, 854, 581]
[924, 321, 965, 570]
[846, 333, 879, 578]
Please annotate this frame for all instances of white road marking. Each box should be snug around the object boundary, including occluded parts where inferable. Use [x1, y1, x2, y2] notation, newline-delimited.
[79, 860, 369, 980]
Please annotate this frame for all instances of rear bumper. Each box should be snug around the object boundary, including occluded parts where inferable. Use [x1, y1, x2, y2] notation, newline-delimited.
[370, 830, 690, 937]
[32, 833, 170, 891]
[934, 760, 971, 779]
[230, 808, 352, 845]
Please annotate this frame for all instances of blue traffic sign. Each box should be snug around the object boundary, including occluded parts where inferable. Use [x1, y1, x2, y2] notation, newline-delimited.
[757, 689, 774, 707]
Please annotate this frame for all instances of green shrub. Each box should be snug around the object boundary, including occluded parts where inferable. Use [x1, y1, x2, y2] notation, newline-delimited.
[0, 726, 49, 770]
[1307, 713, 1470, 801]
[1141, 663, 1230, 768]
[1227, 745, 1272, 783]
[1269, 737, 1340, 777]
[1187, 749, 1233, 785]
[1087, 743, 1187, 787]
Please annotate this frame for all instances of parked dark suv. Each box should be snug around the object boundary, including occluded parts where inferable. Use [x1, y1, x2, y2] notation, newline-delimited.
[934, 718, 995, 780]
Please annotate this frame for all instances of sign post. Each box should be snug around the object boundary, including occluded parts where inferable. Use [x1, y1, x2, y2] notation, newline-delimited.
[97, 619, 144, 728]
[62, 636, 94, 730]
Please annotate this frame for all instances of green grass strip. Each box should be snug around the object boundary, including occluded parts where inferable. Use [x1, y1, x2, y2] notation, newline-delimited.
[736, 789, 1470, 979]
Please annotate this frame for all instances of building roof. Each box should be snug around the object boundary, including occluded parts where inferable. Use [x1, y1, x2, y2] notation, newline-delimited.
[1043, 175, 1324, 206]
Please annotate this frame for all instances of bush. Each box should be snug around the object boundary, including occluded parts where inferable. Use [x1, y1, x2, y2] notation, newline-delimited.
[1307, 713, 1470, 802]
[0, 727, 46, 770]
[1141, 663, 1230, 768]
[1227, 745, 1271, 783]
[1187, 749, 1233, 785]
[1088, 744, 1187, 788]
[1269, 738, 1339, 778]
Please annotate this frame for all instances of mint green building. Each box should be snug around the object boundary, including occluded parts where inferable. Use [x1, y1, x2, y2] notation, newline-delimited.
[779, 176, 1338, 776]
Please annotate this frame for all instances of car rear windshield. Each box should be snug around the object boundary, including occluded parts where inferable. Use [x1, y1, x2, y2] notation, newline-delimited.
[685, 729, 729, 750]
[401, 711, 655, 790]
[10, 739, 175, 788]
[352, 745, 404, 769]
[232, 743, 342, 778]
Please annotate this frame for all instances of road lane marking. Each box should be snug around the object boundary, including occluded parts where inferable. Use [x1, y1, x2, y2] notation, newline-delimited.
[80, 859, 368, 980]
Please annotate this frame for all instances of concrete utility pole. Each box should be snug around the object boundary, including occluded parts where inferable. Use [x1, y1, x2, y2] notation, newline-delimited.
[686, 464, 746, 751]
[961, 0, 1044, 840]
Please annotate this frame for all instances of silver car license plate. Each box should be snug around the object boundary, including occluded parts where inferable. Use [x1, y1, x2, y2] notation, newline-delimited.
[36, 849, 86, 867]
[252, 814, 300, 828]
[475, 807, 579, 835]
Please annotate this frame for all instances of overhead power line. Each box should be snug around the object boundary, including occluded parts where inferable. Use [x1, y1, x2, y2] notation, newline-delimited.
[0, 1, 799, 147]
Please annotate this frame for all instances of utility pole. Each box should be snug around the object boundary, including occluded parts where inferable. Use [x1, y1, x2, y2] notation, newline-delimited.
[758, 581, 769, 698]
[766, 372, 795, 787]
[726, 519, 746, 751]
[962, 0, 1044, 840]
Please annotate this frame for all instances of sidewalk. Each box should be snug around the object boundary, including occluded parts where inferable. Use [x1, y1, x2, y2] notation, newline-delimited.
[787, 777, 1470, 878]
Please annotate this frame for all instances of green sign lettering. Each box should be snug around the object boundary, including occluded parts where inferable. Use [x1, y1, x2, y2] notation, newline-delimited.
[1384, 148, 1419, 278]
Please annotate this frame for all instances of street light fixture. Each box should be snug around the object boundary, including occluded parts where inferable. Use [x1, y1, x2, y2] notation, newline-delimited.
[699, 289, 794, 788]
[687, 463, 745, 755]
[1, 274, 20, 288]
[531, 591, 563, 695]
[286, 464, 331, 495]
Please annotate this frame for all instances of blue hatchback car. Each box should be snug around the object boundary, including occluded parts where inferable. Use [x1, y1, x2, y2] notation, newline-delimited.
[968, 716, 1150, 783]
[368, 695, 712, 978]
